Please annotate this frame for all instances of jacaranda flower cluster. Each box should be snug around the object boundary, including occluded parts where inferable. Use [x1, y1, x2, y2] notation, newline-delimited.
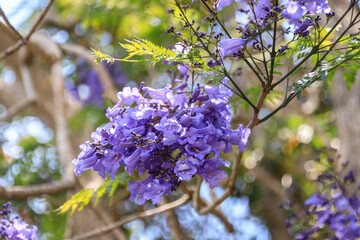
[73, 80, 250, 204]
[284, 149, 360, 240]
[216, 0, 332, 57]
[66, 59, 126, 106]
[0, 202, 38, 240]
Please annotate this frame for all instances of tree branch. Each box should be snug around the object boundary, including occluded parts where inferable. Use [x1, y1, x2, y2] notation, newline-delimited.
[0, 36, 76, 199]
[69, 194, 191, 240]
[0, 98, 35, 122]
[198, 84, 271, 215]
[0, 179, 75, 199]
[0, 7, 25, 43]
[0, 0, 55, 60]
[162, 197, 187, 240]
[90, 204, 127, 240]
[192, 176, 202, 211]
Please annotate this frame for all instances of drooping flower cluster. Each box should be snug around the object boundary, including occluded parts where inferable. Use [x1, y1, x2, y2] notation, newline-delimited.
[284, 148, 360, 240]
[66, 59, 126, 106]
[0, 202, 38, 240]
[73, 80, 250, 204]
[282, 0, 331, 26]
[217, 0, 332, 57]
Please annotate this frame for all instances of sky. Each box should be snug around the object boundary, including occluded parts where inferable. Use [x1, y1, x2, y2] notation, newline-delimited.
[0, 0, 44, 29]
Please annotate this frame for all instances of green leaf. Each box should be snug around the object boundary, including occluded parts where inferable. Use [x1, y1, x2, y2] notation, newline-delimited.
[57, 172, 130, 214]
[56, 189, 95, 215]
[265, 90, 284, 104]
[343, 64, 359, 89]
[94, 182, 109, 207]
[40, 212, 67, 239]
[118, 38, 176, 64]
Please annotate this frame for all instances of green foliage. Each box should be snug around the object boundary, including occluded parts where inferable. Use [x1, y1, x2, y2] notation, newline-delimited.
[321, 37, 360, 89]
[119, 38, 177, 64]
[94, 38, 226, 85]
[93, 38, 177, 65]
[91, 48, 120, 64]
[57, 189, 95, 215]
[68, 106, 109, 133]
[290, 61, 330, 100]
[18, 136, 40, 152]
[343, 64, 358, 89]
[57, 172, 128, 215]
[290, 39, 360, 99]
[40, 212, 67, 240]
[290, 38, 313, 65]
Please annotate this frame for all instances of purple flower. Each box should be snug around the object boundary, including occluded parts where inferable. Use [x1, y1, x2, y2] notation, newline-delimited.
[216, 0, 242, 11]
[218, 38, 247, 57]
[282, 0, 331, 27]
[74, 80, 250, 205]
[72, 142, 98, 176]
[0, 203, 38, 240]
[253, 0, 271, 20]
[228, 124, 251, 152]
[294, 19, 313, 36]
[286, 151, 360, 240]
[304, 194, 327, 206]
[154, 117, 183, 146]
[282, 1, 307, 25]
[66, 59, 126, 106]
[117, 87, 142, 105]
[185, 137, 212, 159]
[174, 159, 197, 181]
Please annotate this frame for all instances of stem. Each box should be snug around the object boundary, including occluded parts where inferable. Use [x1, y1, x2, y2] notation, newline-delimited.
[314, 10, 360, 71]
[261, 48, 360, 124]
[201, 0, 265, 85]
[269, 16, 278, 84]
[175, 0, 258, 110]
[272, 0, 358, 88]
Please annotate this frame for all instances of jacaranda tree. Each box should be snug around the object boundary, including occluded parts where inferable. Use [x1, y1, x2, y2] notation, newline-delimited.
[1, 0, 360, 239]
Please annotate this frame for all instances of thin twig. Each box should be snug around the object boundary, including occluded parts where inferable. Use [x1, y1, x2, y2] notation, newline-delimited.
[162, 197, 187, 240]
[0, 7, 25, 43]
[69, 194, 191, 240]
[271, 0, 358, 88]
[0, 0, 55, 60]
[0, 180, 75, 199]
[90, 202, 127, 240]
[199, 84, 271, 214]
[199, 198, 235, 233]
[0, 99, 35, 122]
[192, 176, 202, 211]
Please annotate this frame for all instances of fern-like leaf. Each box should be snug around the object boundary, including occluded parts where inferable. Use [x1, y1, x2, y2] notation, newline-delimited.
[56, 173, 129, 215]
[56, 189, 95, 215]
[118, 38, 177, 64]
[91, 48, 130, 64]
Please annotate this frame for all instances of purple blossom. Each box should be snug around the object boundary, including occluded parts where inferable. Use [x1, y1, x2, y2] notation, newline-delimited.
[66, 59, 126, 107]
[174, 159, 197, 181]
[304, 194, 327, 206]
[286, 153, 360, 240]
[216, 0, 242, 11]
[0, 203, 38, 240]
[73, 81, 251, 205]
[282, 0, 331, 27]
[253, 0, 271, 20]
[282, 1, 307, 25]
[218, 38, 247, 57]
[294, 19, 313, 36]
[117, 87, 142, 105]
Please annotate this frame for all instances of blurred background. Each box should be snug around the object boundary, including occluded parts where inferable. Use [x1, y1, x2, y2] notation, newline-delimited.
[0, 0, 358, 239]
